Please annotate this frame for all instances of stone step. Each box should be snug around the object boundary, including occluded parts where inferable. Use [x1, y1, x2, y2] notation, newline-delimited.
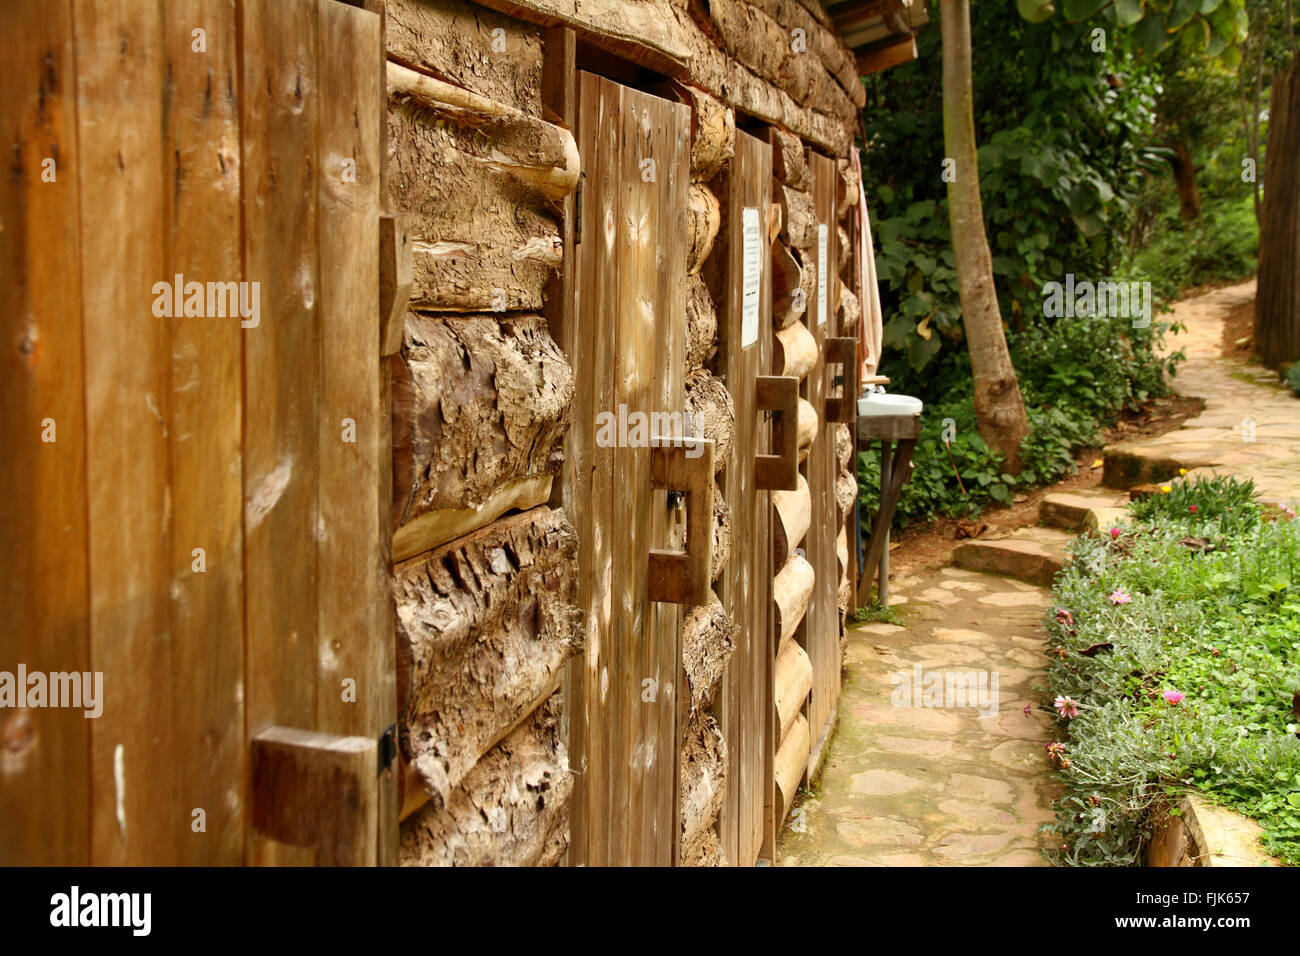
[951, 526, 1074, 587]
[1102, 440, 1217, 490]
[1038, 489, 1130, 532]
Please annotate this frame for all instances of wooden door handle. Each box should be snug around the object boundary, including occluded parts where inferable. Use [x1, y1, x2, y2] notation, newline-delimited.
[824, 337, 857, 424]
[647, 436, 714, 605]
[755, 375, 798, 491]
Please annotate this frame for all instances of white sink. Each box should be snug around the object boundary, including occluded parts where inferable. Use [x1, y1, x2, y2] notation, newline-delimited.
[858, 391, 923, 417]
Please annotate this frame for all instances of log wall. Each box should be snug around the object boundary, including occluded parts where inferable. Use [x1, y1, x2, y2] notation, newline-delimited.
[383, 0, 865, 866]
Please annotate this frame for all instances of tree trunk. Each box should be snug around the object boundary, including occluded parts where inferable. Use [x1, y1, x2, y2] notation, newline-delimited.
[940, 0, 1029, 472]
[1169, 141, 1202, 222]
[1257, 64, 1300, 369]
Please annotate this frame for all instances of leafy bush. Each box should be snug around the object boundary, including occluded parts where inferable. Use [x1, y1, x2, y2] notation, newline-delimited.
[1125, 193, 1258, 303]
[1286, 362, 1300, 397]
[1044, 478, 1300, 866]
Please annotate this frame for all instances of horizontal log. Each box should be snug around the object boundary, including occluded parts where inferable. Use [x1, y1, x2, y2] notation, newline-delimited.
[393, 473, 553, 563]
[392, 313, 572, 540]
[682, 590, 738, 715]
[774, 319, 817, 379]
[796, 397, 817, 461]
[395, 507, 582, 804]
[837, 525, 849, 580]
[835, 422, 853, 471]
[838, 280, 861, 331]
[773, 552, 815, 646]
[685, 368, 734, 472]
[679, 712, 727, 866]
[688, 183, 722, 275]
[388, 100, 561, 311]
[686, 273, 718, 369]
[385, 0, 545, 116]
[387, 61, 579, 201]
[771, 239, 803, 330]
[674, 82, 735, 181]
[768, 199, 783, 242]
[837, 470, 857, 525]
[682, 819, 725, 866]
[838, 224, 851, 275]
[775, 712, 810, 825]
[699, 0, 858, 127]
[399, 694, 571, 866]
[711, 483, 731, 582]
[745, 0, 867, 108]
[838, 158, 860, 218]
[773, 472, 811, 567]
[774, 639, 812, 742]
[768, 127, 809, 190]
[776, 183, 816, 252]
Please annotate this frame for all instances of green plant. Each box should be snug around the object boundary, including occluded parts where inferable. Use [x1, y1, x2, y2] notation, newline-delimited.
[1045, 481, 1300, 865]
[1285, 362, 1300, 396]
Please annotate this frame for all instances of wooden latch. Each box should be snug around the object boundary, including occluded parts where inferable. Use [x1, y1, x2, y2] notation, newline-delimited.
[755, 375, 799, 490]
[647, 436, 714, 605]
[824, 337, 857, 424]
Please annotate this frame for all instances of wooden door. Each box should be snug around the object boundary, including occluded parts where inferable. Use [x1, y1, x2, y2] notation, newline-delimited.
[803, 151, 841, 776]
[715, 130, 776, 867]
[565, 72, 691, 866]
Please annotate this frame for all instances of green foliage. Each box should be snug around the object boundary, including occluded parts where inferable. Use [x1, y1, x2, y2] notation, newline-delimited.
[1285, 362, 1300, 396]
[863, 7, 1164, 379]
[1021, 0, 1251, 67]
[858, 314, 1177, 528]
[1044, 479, 1300, 865]
[1126, 195, 1258, 301]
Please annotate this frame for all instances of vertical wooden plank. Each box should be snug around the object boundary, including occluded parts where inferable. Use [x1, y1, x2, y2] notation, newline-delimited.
[716, 130, 774, 867]
[568, 70, 616, 865]
[316, 0, 386, 866]
[0, 0, 90, 866]
[160, 0, 246, 865]
[240, 0, 320, 866]
[804, 150, 840, 775]
[72, 0, 170, 866]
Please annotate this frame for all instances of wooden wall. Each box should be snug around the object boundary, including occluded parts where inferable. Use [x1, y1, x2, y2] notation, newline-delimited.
[1, 0, 390, 865]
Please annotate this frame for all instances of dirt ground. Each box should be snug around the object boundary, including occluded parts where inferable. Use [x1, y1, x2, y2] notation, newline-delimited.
[883, 392, 1206, 579]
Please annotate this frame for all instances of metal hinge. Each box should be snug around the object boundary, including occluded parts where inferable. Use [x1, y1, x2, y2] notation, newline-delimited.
[378, 723, 397, 776]
[573, 173, 584, 246]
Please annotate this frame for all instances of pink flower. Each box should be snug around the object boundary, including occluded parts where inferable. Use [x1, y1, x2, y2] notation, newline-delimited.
[1189, 504, 1198, 514]
[1109, 588, 1132, 605]
[1109, 526, 1121, 539]
[1054, 695, 1080, 719]
[1162, 690, 1185, 706]
[1055, 608, 1074, 626]
[1023, 703, 1032, 717]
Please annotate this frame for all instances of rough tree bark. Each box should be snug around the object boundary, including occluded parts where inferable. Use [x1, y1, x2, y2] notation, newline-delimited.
[1169, 141, 1202, 222]
[940, 0, 1030, 471]
[1256, 63, 1300, 369]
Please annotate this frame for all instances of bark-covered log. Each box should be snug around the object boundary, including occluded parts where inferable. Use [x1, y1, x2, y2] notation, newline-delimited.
[776, 183, 816, 252]
[399, 693, 571, 866]
[837, 157, 860, 218]
[838, 280, 860, 332]
[838, 224, 851, 274]
[387, 62, 580, 201]
[768, 127, 809, 190]
[679, 713, 727, 866]
[768, 199, 783, 242]
[686, 273, 719, 369]
[796, 396, 817, 461]
[774, 319, 817, 380]
[675, 82, 735, 182]
[835, 422, 853, 472]
[685, 368, 735, 472]
[386, 0, 545, 116]
[688, 183, 722, 274]
[771, 239, 803, 330]
[773, 473, 811, 568]
[774, 638, 812, 742]
[836, 470, 857, 525]
[683, 825, 725, 866]
[774, 552, 815, 646]
[711, 483, 731, 582]
[745, 0, 866, 108]
[392, 313, 572, 553]
[837, 525, 848, 580]
[699, 0, 858, 126]
[682, 590, 738, 714]
[388, 100, 562, 312]
[775, 711, 810, 825]
[395, 507, 582, 804]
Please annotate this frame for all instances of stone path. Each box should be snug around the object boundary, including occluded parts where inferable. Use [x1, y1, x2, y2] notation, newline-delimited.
[779, 278, 1300, 867]
[777, 568, 1060, 866]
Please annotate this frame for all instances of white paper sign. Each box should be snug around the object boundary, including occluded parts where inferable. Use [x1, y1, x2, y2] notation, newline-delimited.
[817, 223, 829, 327]
[741, 206, 761, 348]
